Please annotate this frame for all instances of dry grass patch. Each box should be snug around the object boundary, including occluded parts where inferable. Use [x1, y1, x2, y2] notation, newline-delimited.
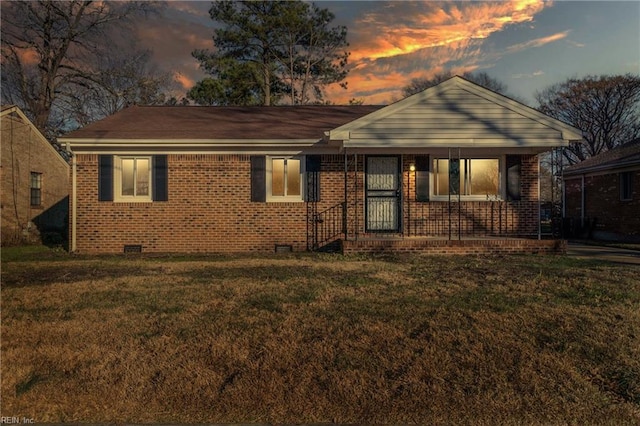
[2, 250, 640, 424]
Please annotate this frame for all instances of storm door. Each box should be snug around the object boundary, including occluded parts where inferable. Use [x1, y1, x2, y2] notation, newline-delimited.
[365, 156, 401, 232]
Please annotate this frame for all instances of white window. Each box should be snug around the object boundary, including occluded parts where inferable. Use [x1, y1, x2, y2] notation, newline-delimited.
[432, 157, 502, 200]
[30, 172, 42, 206]
[267, 156, 303, 202]
[114, 156, 152, 202]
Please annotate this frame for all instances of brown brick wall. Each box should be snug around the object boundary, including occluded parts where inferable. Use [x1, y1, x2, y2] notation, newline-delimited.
[564, 170, 640, 241]
[1, 112, 69, 245]
[73, 153, 544, 253]
[76, 154, 311, 253]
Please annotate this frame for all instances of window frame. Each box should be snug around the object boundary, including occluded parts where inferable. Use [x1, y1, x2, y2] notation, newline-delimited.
[30, 172, 42, 207]
[620, 171, 634, 201]
[430, 156, 505, 201]
[114, 155, 153, 203]
[266, 155, 305, 203]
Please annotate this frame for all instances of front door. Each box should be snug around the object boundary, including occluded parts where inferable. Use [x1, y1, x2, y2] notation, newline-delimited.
[365, 156, 401, 232]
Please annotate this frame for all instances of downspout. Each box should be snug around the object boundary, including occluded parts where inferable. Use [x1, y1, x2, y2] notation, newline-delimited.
[580, 174, 585, 228]
[69, 145, 77, 253]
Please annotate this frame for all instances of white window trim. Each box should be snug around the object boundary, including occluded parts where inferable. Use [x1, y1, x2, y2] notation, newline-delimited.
[266, 155, 305, 203]
[430, 155, 505, 201]
[114, 155, 152, 203]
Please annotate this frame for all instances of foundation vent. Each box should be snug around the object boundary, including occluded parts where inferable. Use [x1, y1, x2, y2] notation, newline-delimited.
[124, 245, 143, 253]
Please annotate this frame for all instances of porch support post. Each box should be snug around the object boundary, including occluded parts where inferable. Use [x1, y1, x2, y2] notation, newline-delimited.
[343, 148, 348, 241]
[538, 155, 541, 240]
[354, 153, 358, 241]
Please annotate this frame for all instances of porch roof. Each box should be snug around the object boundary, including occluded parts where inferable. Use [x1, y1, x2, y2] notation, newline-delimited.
[329, 76, 584, 150]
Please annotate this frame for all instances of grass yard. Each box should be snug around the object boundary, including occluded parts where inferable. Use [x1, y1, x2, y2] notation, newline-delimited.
[1, 247, 640, 424]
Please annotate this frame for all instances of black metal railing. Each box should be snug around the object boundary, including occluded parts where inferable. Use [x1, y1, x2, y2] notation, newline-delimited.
[408, 201, 538, 239]
[310, 202, 345, 251]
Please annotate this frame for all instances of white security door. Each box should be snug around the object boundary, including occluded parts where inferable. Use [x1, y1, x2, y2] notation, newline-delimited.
[366, 156, 401, 232]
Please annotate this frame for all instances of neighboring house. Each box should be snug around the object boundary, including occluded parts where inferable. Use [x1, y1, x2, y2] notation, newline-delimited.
[59, 76, 583, 254]
[1, 105, 70, 245]
[563, 138, 640, 242]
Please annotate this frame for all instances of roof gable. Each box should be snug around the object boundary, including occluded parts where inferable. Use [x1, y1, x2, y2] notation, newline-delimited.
[1, 105, 69, 169]
[330, 76, 584, 149]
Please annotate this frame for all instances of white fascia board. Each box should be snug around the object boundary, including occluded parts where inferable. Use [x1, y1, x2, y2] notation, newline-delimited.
[328, 130, 350, 140]
[59, 138, 322, 150]
[342, 138, 570, 149]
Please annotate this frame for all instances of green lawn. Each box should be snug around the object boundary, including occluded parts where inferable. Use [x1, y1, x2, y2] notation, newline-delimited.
[2, 248, 639, 424]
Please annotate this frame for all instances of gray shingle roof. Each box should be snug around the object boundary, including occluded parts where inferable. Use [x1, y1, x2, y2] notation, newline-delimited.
[62, 105, 383, 140]
[564, 138, 640, 176]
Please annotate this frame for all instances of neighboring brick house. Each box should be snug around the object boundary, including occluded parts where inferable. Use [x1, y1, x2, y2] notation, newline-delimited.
[59, 76, 583, 254]
[563, 138, 640, 242]
[1, 105, 70, 245]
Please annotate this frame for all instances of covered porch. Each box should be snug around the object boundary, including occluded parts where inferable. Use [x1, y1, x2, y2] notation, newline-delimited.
[304, 76, 582, 255]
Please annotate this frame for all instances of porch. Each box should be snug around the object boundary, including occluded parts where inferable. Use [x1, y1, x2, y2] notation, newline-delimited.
[303, 147, 566, 255]
[307, 199, 566, 255]
[342, 237, 567, 255]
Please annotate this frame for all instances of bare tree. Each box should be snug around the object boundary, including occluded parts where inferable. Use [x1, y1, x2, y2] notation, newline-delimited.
[535, 74, 640, 164]
[1, 0, 162, 137]
[403, 71, 509, 98]
[61, 48, 170, 127]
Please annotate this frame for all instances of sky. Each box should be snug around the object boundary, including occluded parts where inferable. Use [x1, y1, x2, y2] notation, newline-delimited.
[138, 0, 640, 106]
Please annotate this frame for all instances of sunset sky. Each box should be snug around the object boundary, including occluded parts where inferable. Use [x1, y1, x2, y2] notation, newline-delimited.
[139, 0, 640, 106]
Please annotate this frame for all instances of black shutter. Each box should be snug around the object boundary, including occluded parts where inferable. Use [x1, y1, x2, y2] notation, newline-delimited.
[506, 155, 521, 201]
[305, 155, 321, 202]
[415, 155, 430, 202]
[250, 156, 266, 202]
[98, 155, 113, 201]
[153, 155, 168, 201]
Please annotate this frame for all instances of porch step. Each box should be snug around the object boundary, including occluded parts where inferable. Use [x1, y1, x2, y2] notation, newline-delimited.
[315, 239, 343, 253]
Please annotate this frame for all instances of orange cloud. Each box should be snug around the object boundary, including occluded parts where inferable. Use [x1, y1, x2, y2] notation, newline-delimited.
[15, 48, 39, 66]
[505, 31, 569, 53]
[173, 72, 194, 90]
[326, 62, 480, 105]
[324, 0, 556, 104]
[350, 0, 547, 62]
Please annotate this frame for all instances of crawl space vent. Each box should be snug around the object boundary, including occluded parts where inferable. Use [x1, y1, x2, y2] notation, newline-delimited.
[123, 245, 143, 253]
[274, 244, 293, 253]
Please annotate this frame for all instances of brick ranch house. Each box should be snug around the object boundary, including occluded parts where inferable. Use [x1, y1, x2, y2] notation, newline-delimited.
[59, 76, 583, 254]
[563, 138, 640, 242]
[1, 105, 69, 246]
